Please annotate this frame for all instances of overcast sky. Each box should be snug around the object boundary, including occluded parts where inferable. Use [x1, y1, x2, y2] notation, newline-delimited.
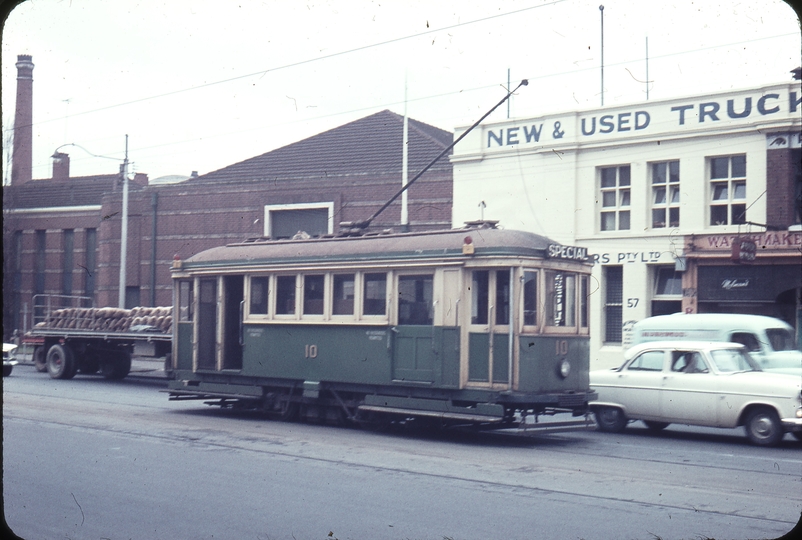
[2, 0, 799, 183]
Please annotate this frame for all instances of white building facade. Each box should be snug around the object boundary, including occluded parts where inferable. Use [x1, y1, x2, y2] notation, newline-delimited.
[451, 81, 801, 369]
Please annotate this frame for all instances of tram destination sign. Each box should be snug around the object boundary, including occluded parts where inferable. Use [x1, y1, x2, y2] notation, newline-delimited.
[547, 243, 589, 261]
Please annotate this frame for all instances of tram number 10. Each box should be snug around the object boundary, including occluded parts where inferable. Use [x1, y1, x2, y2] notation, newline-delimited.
[555, 340, 568, 356]
[304, 344, 318, 359]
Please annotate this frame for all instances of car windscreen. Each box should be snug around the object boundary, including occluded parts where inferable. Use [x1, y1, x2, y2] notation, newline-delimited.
[766, 328, 798, 352]
[709, 348, 760, 372]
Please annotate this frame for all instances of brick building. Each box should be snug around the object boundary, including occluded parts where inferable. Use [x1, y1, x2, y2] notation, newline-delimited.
[2, 55, 453, 339]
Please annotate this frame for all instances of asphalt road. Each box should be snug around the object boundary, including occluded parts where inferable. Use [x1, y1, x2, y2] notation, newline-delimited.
[3, 364, 801, 540]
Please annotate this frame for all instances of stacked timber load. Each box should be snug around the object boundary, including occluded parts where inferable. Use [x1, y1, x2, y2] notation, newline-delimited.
[35, 306, 173, 334]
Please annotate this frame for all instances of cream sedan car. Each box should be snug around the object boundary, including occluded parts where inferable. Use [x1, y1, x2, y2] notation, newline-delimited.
[590, 341, 802, 446]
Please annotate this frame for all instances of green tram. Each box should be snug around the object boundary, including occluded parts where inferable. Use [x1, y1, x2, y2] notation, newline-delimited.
[167, 223, 598, 431]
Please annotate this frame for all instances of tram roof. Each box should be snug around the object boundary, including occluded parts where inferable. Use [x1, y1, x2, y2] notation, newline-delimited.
[178, 226, 573, 270]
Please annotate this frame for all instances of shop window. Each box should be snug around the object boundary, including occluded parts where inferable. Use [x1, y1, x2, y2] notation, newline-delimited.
[363, 273, 386, 316]
[604, 266, 623, 343]
[599, 165, 631, 231]
[303, 275, 325, 315]
[523, 271, 537, 326]
[398, 275, 433, 325]
[249, 276, 269, 315]
[332, 274, 355, 315]
[651, 161, 680, 228]
[709, 155, 746, 226]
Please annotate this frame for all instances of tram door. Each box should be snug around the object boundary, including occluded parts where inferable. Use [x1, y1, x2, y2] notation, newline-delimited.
[195, 276, 243, 371]
[468, 269, 511, 387]
[196, 279, 217, 370]
[392, 274, 435, 383]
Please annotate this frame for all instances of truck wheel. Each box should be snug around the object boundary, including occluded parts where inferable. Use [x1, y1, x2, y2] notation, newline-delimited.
[46, 344, 77, 380]
[33, 346, 47, 372]
[101, 351, 131, 380]
[744, 408, 783, 447]
[594, 406, 627, 433]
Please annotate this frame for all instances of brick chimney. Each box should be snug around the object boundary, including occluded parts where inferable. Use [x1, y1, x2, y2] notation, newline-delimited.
[52, 152, 70, 180]
[11, 54, 34, 185]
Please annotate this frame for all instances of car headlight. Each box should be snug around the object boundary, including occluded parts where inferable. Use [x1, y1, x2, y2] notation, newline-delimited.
[558, 359, 571, 379]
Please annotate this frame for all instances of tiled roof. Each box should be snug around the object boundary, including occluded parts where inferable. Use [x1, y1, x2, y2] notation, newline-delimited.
[3, 175, 136, 209]
[193, 110, 453, 184]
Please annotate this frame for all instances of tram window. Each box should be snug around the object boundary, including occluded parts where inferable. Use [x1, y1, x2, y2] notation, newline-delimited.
[332, 274, 355, 315]
[179, 281, 194, 322]
[249, 276, 269, 315]
[495, 270, 510, 325]
[363, 273, 387, 315]
[471, 271, 489, 325]
[303, 275, 325, 315]
[580, 275, 589, 328]
[275, 275, 297, 315]
[523, 271, 537, 326]
[546, 271, 577, 327]
[398, 275, 433, 325]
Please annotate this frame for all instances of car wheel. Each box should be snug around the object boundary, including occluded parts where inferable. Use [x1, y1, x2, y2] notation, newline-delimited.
[792, 432, 802, 442]
[744, 408, 783, 447]
[3, 364, 12, 377]
[33, 346, 47, 372]
[46, 344, 77, 380]
[643, 421, 670, 431]
[594, 406, 627, 433]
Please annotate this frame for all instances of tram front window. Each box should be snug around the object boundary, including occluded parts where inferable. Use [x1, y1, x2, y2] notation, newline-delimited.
[471, 271, 489, 325]
[546, 271, 577, 327]
[398, 275, 433, 325]
[523, 271, 537, 326]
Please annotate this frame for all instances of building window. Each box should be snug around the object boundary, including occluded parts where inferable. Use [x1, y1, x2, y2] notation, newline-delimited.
[35, 230, 46, 296]
[62, 229, 74, 298]
[651, 267, 682, 316]
[265, 202, 334, 239]
[710, 155, 746, 226]
[84, 228, 96, 300]
[599, 165, 630, 231]
[651, 161, 680, 228]
[604, 266, 623, 343]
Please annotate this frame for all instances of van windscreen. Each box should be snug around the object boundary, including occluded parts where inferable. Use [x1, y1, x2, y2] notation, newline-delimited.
[766, 328, 797, 351]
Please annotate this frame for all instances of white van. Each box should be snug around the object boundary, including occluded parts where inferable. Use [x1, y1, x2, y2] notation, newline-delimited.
[631, 313, 801, 375]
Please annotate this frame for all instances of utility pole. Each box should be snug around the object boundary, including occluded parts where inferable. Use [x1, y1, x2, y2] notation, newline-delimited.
[401, 72, 409, 232]
[118, 135, 129, 308]
[600, 5, 605, 107]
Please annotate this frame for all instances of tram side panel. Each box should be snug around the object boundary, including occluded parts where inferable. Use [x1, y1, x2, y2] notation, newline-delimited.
[517, 335, 590, 394]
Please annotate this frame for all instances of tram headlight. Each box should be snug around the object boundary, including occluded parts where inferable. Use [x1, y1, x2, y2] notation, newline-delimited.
[558, 359, 571, 379]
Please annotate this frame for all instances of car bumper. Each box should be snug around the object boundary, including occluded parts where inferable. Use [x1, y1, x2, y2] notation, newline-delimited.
[781, 418, 802, 432]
